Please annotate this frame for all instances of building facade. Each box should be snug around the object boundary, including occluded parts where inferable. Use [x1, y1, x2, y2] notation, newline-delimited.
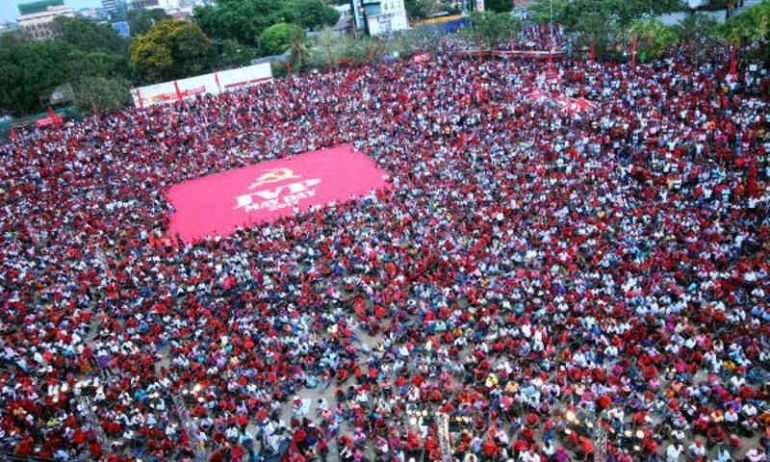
[17, 1, 75, 41]
[351, 0, 408, 36]
[101, 0, 122, 14]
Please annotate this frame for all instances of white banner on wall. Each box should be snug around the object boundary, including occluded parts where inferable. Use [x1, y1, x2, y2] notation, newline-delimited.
[131, 63, 273, 108]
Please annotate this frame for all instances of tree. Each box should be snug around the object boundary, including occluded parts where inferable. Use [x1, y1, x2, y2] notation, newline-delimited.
[127, 8, 171, 37]
[485, 0, 512, 13]
[0, 41, 75, 115]
[282, 0, 340, 30]
[676, 13, 720, 44]
[195, 0, 282, 47]
[67, 49, 129, 81]
[218, 39, 258, 67]
[462, 11, 521, 48]
[719, 0, 770, 45]
[259, 23, 304, 56]
[73, 76, 131, 114]
[194, 0, 338, 49]
[288, 29, 311, 71]
[528, 0, 686, 30]
[405, 0, 430, 21]
[55, 16, 128, 56]
[129, 20, 216, 84]
[621, 18, 680, 61]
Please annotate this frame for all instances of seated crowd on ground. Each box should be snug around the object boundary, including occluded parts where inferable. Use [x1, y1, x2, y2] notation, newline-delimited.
[0, 31, 769, 462]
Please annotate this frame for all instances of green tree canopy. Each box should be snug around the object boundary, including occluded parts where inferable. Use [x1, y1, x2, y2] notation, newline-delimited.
[194, 0, 339, 49]
[127, 8, 171, 37]
[0, 41, 75, 115]
[55, 16, 129, 55]
[259, 23, 304, 56]
[528, 0, 686, 31]
[676, 12, 720, 44]
[72, 76, 131, 114]
[462, 11, 521, 48]
[129, 20, 216, 84]
[404, 0, 430, 21]
[217, 39, 259, 67]
[485, 0, 512, 13]
[621, 18, 681, 61]
[282, 0, 340, 29]
[719, 0, 770, 45]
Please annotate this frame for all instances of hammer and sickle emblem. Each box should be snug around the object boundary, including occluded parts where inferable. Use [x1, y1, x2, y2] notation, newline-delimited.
[248, 168, 301, 190]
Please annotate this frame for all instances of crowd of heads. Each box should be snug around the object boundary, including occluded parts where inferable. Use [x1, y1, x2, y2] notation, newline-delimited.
[1, 29, 769, 462]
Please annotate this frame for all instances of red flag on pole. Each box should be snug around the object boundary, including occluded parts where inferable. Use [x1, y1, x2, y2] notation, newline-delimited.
[590, 35, 596, 64]
[136, 88, 144, 109]
[214, 73, 222, 93]
[631, 35, 637, 68]
[173, 81, 183, 101]
[729, 42, 737, 76]
[47, 106, 61, 129]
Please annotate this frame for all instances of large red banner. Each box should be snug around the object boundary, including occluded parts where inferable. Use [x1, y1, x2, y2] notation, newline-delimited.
[167, 144, 390, 242]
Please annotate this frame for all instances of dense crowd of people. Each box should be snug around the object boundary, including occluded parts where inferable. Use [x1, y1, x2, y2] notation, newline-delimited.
[0, 31, 769, 462]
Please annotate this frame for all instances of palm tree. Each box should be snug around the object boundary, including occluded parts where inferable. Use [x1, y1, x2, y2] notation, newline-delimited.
[288, 28, 310, 72]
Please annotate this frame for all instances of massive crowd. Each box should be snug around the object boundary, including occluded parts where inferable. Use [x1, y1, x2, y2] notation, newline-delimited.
[0, 33, 769, 462]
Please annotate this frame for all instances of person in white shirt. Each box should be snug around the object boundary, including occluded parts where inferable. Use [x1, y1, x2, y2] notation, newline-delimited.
[745, 447, 766, 462]
[666, 442, 684, 461]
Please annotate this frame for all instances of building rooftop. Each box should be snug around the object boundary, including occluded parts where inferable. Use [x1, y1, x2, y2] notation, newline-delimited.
[18, 0, 65, 16]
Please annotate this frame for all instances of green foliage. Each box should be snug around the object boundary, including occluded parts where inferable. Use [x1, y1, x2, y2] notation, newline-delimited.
[288, 30, 311, 71]
[528, 0, 686, 30]
[719, 0, 770, 45]
[272, 60, 290, 78]
[695, 0, 733, 11]
[676, 13, 720, 43]
[485, 0, 512, 13]
[67, 50, 129, 81]
[621, 18, 681, 61]
[129, 20, 216, 84]
[282, 0, 340, 29]
[218, 39, 259, 67]
[194, 0, 339, 49]
[462, 11, 521, 48]
[528, 0, 685, 58]
[391, 27, 443, 57]
[72, 76, 131, 114]
[405, 0, 431, 21]
[55, 16, 129, 56]
[0, 41, 75, 115]
[127, 8, 171, 37]
[259, 23, 304, 56]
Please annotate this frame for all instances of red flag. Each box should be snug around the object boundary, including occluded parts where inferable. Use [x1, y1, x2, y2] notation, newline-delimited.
[47, 107, 61, 129]
[135, 88, 144, 109]
[285, 59, 292, 75]
[368, 44, 374, 61]
[729, 42, 737, 75]
[590, 35, 596, 64]
[548, 47, 554, 74]
[173, 81, 183, 101]
[10, 126, 17, 141]
[214, 73, 222, 93]
[631, 35, 637, 68]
